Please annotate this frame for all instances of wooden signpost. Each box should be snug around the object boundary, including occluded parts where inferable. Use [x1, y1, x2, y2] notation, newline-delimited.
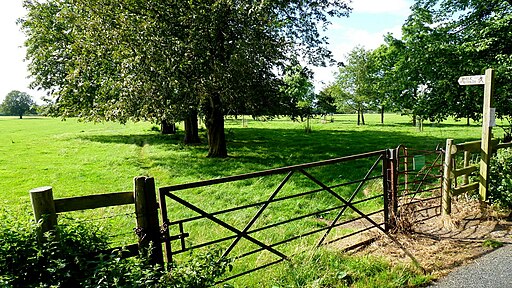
[458, 68, 495, 201]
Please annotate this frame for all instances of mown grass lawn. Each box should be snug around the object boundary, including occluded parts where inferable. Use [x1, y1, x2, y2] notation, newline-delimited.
[1, 113, 498, 287]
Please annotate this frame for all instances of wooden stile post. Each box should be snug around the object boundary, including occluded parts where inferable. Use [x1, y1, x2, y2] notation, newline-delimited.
[30, 186, 58, 242]
[442, 139, 454, 216]
[134, 176, 164, 266]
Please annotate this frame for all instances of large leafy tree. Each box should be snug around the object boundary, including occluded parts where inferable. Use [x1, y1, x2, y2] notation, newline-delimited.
[281, 65, 316, 122]
[386, 7, 462, 125]
[418, 0, 512, 121]
[21, 0, 351, 157]
[316, 86, 337, 118]
[376, 0, 512, 126]
[371, 35, 413, 124]
[335, 46, 377, 125]
[1, 90, 35, 119]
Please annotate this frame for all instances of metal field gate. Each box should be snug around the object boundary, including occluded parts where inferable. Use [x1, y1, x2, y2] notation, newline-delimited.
[393, 145, 444, 227]
[157, 150, 398, 283]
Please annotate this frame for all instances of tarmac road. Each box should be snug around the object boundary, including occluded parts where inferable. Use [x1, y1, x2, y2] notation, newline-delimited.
[428, 244, 512, 288]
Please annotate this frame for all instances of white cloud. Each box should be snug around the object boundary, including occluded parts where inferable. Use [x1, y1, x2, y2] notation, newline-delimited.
[311, 1, 412, 91]
[351, 0, 412, 16]
[313, 23, 404, 91]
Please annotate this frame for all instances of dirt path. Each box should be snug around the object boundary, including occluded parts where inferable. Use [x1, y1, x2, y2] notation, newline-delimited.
[328, 198, 512, 279]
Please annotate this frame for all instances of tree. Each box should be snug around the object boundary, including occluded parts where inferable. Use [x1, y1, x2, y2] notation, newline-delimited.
[371, 35, 405, 124]
[281, 65, 316, 132]
[282, 65, 316, 120]
[378, 0, 512, 126]
[335, 46, 376, 125]
[316, 85, 337, 121]
[22, 0, 352, 157]
[415, 0, 512, 121]
[1, 91, 35, 119]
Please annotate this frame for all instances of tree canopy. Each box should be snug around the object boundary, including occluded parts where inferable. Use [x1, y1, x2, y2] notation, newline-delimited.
[1, 91, 35, 119]
[369, 0, 512, 125]
[21, 0, 352, 157]
[335, 46, 377, 125]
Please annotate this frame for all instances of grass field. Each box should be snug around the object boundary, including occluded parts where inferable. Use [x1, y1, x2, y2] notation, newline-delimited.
[1, 113, 497, 286]
[1, 113, 489, 205]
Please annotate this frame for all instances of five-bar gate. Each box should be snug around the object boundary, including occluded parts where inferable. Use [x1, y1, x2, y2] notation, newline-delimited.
[157, 148, 428, 283]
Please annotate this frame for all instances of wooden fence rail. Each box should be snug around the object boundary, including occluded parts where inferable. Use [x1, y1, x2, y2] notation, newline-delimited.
[29, 176, 162, 264]
[442, 138, 512, 215]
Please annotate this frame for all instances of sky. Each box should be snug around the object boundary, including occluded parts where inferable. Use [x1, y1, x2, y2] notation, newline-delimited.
[0, 0, 414, 105]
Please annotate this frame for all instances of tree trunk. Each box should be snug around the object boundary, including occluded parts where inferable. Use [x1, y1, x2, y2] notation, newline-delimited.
[466, 117, 470, 126]
[412, 89, 418, 127]
[19, 114, 23, 119]
[184, 110, 201, 144]
[161, 119, 176, 134]
[357, 109, 361, 126]
[305, 116, 311, 133]
[380, 106, 384, 124]
[361, 110, 365, 125]
[205, 93, 228, 158]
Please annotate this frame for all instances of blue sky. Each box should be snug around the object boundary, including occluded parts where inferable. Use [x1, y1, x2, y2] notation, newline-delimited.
[313, 0, 414, 90]
[0, 0, 414, 104]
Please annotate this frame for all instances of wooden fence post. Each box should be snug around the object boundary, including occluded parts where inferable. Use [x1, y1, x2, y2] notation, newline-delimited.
[134, 176, 164, 266]
[383, 149, 399, 231]
[29, 186, 58, 242]
[442, 139, 454, 216]
[403, 147, 409, 194]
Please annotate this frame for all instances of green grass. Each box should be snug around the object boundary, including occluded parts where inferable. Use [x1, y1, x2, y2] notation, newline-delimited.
[266, 248, 431, 288]
[1, 113, 501, 287]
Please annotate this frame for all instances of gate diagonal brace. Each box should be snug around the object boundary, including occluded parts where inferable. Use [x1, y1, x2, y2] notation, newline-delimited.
[163, 191, 288, 261]
[299, 169, 425, 272]
[316, 155, 383, 247]
[222, 171, 294, 258]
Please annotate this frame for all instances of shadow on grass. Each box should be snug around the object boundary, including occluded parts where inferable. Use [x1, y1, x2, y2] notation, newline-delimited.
[80, 133, 184, 147]
[77, 126, 478, 186]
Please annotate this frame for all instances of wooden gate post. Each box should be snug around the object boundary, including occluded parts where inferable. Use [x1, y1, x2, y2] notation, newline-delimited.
[29, 186, 58, 242]
[385, 148, 399, 230]
[134, 176, 164, 266]
[442, 139, 454, 216]
[383, 150, 390, 232]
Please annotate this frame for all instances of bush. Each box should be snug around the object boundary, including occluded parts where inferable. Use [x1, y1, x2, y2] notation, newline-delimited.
[0, 211, 231, 287]
[489, 148, 512, 209]
[84, 248, 232, 288]
[0, 211, 109, 287]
